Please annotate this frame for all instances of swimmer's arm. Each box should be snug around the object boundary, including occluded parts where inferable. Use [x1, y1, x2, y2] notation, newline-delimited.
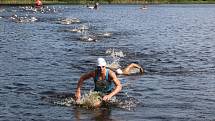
[123, 63, 144, 74]
[103, 70, 122, 101]
[75, 71, 95, 101]
[131, 63, 144, 73]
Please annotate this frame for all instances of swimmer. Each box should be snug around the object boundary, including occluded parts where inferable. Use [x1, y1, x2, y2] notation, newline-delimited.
[59, 18, 80, 25]
[79, 35, 97, 42]
[35, 0, 42, 8]
[109, 63, 144, 75]
[75, 58, 122, 107]
[94, 2, 99, 9]
[87, 2, 99, 10]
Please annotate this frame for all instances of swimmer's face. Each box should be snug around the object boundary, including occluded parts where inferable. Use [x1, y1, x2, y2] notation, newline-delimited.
[97, 66, 105, 73]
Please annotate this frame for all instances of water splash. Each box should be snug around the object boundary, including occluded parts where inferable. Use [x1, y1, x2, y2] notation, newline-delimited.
[79, 24, 89, 31]
[10, 14, 37, 23]
[79, 34, 97, 42]
[57, 18, 80, 25]
[106, 48, 125, 58]
[106, 48, 126, 69]
[114, 86, 140, 111]
[54, 97, 76, 107]
[97, 32, 112, 37]
[20, 6, 57, 13]
[116, 97, 139, 111]
[53, 91, 138, 110]
[54, 91, 102, 109]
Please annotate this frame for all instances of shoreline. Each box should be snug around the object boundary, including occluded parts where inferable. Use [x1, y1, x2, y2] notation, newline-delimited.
[1, 3, 215, 6]
[1, 1, 215, 5]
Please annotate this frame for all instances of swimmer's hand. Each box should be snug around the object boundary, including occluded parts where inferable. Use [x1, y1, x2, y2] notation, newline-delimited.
[75, 99, 81, 104]
[102, 95, 112, 101]
[75, 96, 81, 104]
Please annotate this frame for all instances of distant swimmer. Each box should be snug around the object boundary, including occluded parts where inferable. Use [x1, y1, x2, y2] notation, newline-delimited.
[79, 35, 97, 42]
[86, 2, 99, 10]
[109, 63, 144, 75]
[87, 6, 94, 9]
[74, 58, 122, 107]
[140, 5, 147, 10]
[58, 18, 80, 25]
[35, 0, 42, 8]
[94, 2, 99, 9]
[141, 7, 147, 10]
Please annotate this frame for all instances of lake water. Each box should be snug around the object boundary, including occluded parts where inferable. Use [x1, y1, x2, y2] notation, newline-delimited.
[0, 4, 215, 121]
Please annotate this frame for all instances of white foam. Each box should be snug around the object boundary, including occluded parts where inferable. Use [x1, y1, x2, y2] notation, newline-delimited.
[106, 48, 126, 69]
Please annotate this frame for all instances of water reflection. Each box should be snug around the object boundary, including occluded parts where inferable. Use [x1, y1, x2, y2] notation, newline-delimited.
[73, 107, 115, 121]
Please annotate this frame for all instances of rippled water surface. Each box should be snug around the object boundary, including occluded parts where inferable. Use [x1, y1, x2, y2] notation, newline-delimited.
[1, 4, 215, 121]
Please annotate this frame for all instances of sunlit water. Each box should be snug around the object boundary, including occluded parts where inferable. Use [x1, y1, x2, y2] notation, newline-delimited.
[1, 4, 215, 121]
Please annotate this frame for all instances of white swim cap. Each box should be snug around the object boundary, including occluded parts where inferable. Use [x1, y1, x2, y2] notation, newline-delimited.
[116, 69, 123, 75]
[97, 58, 106, 66]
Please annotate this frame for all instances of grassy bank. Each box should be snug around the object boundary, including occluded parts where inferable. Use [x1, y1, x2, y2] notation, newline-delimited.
[0, 0, 215, 5]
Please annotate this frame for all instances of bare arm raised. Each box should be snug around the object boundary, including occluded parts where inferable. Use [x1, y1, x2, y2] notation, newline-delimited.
[122, 63, 144, 75]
